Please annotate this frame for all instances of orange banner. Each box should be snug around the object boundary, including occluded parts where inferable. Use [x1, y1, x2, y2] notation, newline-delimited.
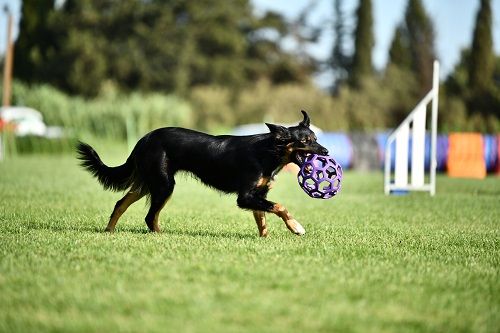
[447, 133, 486, 179]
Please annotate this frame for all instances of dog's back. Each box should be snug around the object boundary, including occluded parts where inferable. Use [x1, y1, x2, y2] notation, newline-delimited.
[131, 127, 281, 193]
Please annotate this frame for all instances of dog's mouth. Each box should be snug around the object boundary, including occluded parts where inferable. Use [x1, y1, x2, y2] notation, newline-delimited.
[292, 145, 329, 165]
[292, 151, 309, 165]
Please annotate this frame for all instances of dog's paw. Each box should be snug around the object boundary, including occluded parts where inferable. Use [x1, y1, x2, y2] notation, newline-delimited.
[288, 219, 306, 235]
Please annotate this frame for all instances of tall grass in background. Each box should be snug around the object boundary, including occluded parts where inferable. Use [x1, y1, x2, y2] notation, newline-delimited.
[11, 81, 194, 142]
[5, 77, 498, 156]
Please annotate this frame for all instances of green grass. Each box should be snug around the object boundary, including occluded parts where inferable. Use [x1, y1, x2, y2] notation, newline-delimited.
[0, 153, 499, 333]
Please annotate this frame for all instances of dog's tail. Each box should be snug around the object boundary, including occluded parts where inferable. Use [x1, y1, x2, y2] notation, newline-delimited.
[77, 141, 134, 192]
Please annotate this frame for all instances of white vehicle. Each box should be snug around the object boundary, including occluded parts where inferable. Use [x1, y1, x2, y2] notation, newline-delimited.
[0, 106, 47, 136]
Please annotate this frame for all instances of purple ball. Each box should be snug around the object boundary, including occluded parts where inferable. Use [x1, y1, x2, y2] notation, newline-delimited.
[297, 154, 343, 199]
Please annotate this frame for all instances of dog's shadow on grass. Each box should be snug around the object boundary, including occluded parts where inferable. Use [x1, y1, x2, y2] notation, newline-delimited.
[116, 226, 257, 240]
[22, 221, 257, 240]
[20, 222, 98, 234]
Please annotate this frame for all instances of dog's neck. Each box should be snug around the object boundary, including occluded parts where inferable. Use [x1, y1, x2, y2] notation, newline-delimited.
[257, 136, 294, 177]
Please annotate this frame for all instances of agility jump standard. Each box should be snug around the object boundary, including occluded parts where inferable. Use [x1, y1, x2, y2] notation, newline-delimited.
[384, 60, 439, 196]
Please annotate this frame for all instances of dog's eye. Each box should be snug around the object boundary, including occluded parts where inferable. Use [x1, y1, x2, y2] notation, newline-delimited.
[301, 138, 310, 144]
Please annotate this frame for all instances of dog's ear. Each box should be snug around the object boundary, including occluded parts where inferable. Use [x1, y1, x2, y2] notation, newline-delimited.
[299, 110, 310, 128]
[266, 123, 291, 141]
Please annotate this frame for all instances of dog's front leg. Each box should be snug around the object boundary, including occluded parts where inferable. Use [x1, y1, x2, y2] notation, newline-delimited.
[270, 203, 306, 236]
[238, 193, 305, 236]
[253, 211, 268, 237]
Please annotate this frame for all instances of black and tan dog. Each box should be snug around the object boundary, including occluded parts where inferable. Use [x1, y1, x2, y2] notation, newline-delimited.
[77, 110, 328, 237]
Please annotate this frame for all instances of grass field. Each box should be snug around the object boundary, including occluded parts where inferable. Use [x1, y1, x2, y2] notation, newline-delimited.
[0, 152, 499, 333]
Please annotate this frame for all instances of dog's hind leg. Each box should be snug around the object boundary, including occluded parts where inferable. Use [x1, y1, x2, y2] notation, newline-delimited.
[145, 175, 175, 232]
[252, 211, 268, 237]
[106, 191, 143, 232]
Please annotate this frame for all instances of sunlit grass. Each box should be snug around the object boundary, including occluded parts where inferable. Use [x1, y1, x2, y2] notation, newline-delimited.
[0, 154, 499, 332]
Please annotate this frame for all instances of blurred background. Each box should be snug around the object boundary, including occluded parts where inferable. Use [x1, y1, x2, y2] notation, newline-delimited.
[0, 0, 499, 172]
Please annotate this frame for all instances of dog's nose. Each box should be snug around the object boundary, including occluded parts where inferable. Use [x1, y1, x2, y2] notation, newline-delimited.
[321, 148, 329, 155]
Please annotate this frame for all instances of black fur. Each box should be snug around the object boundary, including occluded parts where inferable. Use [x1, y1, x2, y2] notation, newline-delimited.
[77, 142, 134, 192]
[77, 110, 328, 233]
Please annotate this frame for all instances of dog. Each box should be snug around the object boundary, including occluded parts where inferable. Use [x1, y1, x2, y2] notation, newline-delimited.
[77, 110, 328, 237]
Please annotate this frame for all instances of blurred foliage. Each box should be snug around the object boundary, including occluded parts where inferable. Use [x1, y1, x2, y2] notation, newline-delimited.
[11, 0, 56, 83]
[329, 0, 350, 90]
[334, 65, 417, 130]
[443, 50, 500, 133]
[404, 0, 436, 96]
[4, 0, 498, 138]
[7, 135, 78, 155]
[388, 25, 412, 70]
[468, 0, 494, 95]
[350, 0, 374, 88]
[190, 86, 235, 132]
[443, 0, 500, 133]
[329, 0, 376, 91]
[14, 0, 315, 97]
[190, 80, 347, 131]
[386, 0, 436, 97]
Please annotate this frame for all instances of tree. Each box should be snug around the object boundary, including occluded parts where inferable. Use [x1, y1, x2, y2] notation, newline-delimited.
[388, 24, 411, 69]
[446, 0, 499, 126]
[466, 0, 499, 123]
[329, 0, 351, 92]
[404, 0, 436, 95]
[13, 0, 314, 97]
[468, 0, 493, 94]
[349, 0, 374, 88]
[273, 1, 321, 84]
[13, 0, 57, 83]
[445, 48, 470, 97]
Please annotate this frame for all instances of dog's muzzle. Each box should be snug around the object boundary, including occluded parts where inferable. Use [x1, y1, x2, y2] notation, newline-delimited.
[293, 146, 329, 165]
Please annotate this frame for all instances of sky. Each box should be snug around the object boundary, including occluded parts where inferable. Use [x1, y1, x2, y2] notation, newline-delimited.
[1, 0, 499, 87]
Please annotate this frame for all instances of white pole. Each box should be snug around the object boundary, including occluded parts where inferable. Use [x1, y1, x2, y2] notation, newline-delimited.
[384, 137, 391, 194]
[394, 123, 409, 187]
[411, 105, 426, 187]
[430, 60, 440, 196]
[2, 8, 14, 107]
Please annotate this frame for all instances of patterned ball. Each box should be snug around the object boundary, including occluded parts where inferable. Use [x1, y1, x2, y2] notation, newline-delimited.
[297, 154, 343, 199]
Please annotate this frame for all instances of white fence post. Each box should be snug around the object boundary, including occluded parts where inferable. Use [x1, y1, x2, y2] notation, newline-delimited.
[384, 60, 440, 196]
[430, 61, 440, 196]
[394, 123, 409, 187]
[411, 105, 426, 187]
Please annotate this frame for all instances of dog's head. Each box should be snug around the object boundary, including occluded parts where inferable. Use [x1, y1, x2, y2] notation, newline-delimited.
[266, 110, 329, 166]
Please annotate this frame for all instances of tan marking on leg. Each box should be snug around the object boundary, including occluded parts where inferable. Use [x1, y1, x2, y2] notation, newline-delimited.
[253, 211, 268, 237]
[271, 203, 305, 235]
[106, 192, 143, 232]
[256, 177, 270, 188]
[272, 203, 287, 213]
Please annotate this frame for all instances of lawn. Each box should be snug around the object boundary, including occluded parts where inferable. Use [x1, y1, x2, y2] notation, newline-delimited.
[0, 152, 499, 333]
